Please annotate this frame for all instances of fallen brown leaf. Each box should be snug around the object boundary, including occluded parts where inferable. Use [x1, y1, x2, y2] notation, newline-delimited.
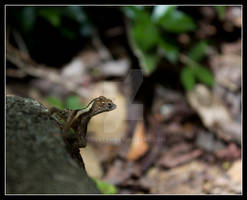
[187, 84, 241, 144]
[103, 160, 133, 185]
[127, 121, 149, 161]
[80, 144, 103, 179]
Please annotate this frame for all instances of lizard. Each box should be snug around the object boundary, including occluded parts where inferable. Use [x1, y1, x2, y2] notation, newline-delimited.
[49, 96, 117, 168]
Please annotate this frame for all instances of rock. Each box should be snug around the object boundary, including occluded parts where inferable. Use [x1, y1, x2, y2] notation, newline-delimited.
[6, 95, 100, 194]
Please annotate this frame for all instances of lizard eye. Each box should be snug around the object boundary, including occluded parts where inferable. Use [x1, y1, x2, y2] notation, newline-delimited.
[102, 101, 105, 105]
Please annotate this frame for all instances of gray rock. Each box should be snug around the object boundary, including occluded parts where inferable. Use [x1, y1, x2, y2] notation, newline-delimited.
[6, 95, 100, 194]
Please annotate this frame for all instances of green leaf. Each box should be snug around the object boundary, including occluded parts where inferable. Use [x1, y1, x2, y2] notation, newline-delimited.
[61, 28, 77, 40]
[130, 11, 159, 52]
[125, 7, 160, 75]
[39, 8, 61, 27]
[65, 6, 86, 22]
[19, 7, 37, 32]
[188, 40, 208, 62]
[70, 128, 75, 134]
[158, 37, 179, 63]
[180, 66, 195, 91]
[215, 6, 226, 20]
[79, 24, 93, 37]
[65, 95, 83, 110]
[121, 6, 145, 20]
[152, 5, 176, 21]
[193, 65, 214, 87]
[93, 178, 118, 194]
[139, 51, 160, 75]
[45, 96, 64, 109]
[157, 8, 197, 33]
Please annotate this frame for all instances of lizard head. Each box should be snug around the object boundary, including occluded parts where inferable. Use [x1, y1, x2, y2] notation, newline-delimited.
[89, 96, 117, 117]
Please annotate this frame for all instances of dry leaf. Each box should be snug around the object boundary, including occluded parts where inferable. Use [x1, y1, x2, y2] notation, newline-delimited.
[216, 143, 241, 160]
[187, 84, 231, 128]
[159, 149, 202, 168]
[80, 144, 103, 179]
[141, 161, 207, 194]
[104, 159, 133, 185]
[210, 54, 241, 91]
[227, 159, 242, 184]
[141, 160, 241, 194]
[127, 121, 149, 161]
[187, 84, 241, 144]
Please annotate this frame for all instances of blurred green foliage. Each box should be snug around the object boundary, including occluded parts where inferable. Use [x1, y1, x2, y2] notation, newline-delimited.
[180, 66, 195, 91]
[158, 37, 179, 64]
[122, 6, 197, 76]
[65, 95, 84, 109]
[181, 64, 214, 91]
[92, 178, 118, 194]
[181, 41, 214, 90]
[188, 40, 208, 62]
[214, 6, 226, 20]
[17, 7, 37, 33]
[45, 96, 64, 109]
[38, 7, 93, 39]
[9, 6, 93, 39]
[45, 95, 85, 110]
[122, 6, 215, 90]
[152, 6, 196, 33]
[7, 6, 95, 66]
[8, 6, 216, 91]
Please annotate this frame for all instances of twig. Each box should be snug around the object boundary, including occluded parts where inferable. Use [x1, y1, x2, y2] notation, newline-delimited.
[179, 53, 199, 67]
[92, 31, 113, 61]
[6, 41, 87, 97]
[6, 68, 27, 78]
[105, 26, 124, 37]
[12, 29, 29, 54]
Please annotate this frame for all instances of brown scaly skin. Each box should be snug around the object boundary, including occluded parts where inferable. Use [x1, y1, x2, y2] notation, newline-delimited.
[49, 96, 117, 168]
